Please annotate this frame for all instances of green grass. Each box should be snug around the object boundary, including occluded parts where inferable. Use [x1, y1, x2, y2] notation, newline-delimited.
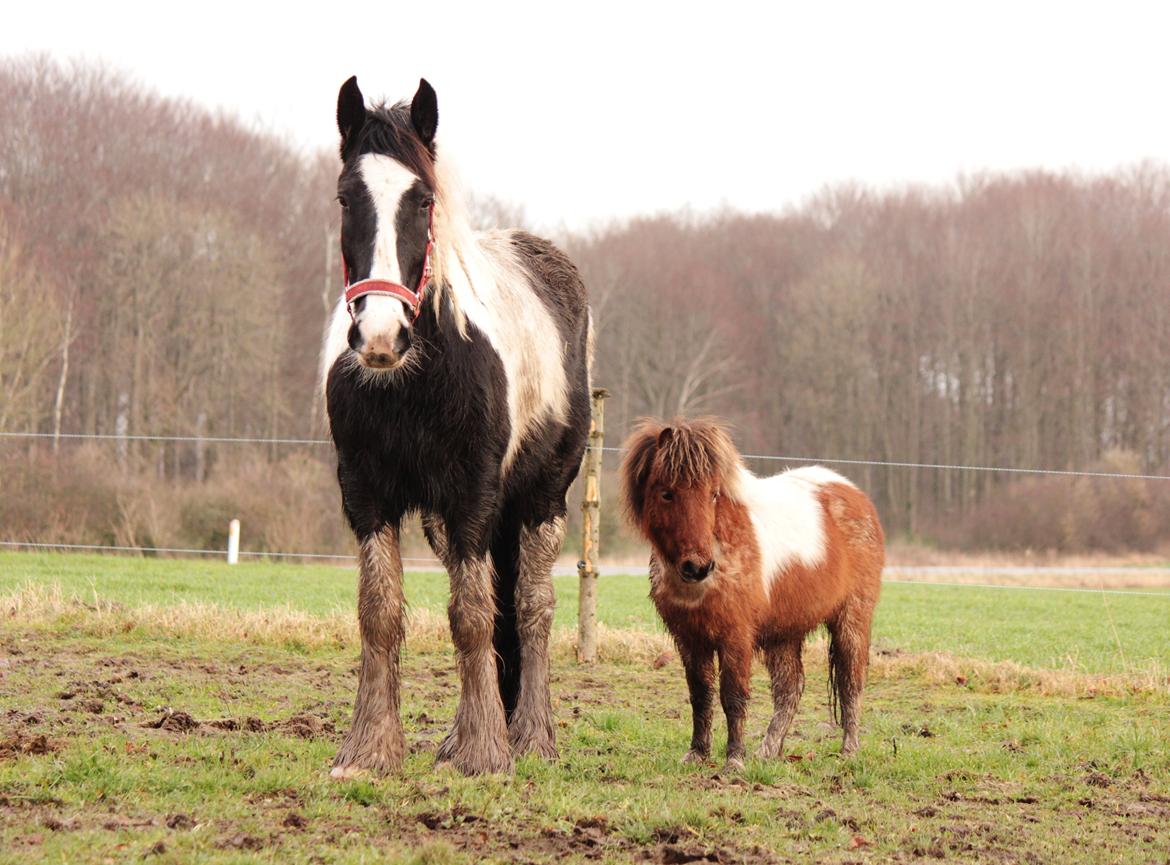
[0, 552, 1168, 863]
[1, 551, 1167, 675]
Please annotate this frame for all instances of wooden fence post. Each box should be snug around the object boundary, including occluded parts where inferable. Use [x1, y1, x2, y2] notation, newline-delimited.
[577, 387, 608, 664]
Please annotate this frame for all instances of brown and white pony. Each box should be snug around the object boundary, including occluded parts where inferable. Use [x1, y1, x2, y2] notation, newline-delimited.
[620, 418, 884, 770]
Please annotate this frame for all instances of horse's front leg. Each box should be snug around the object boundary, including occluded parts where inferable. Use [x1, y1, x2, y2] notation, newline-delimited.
[509, 514, 564, 759]
[332, 525, 406, 777]
[427, 517, 512, 775]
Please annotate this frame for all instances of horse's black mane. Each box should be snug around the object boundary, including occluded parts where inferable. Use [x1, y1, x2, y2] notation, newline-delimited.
[344, 100, 436, 189]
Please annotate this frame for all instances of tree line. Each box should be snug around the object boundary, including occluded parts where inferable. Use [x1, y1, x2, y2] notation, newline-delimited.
[3, 56, 1169, 551]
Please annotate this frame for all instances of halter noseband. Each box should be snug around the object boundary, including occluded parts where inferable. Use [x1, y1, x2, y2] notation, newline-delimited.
[343, 202, 435, 323]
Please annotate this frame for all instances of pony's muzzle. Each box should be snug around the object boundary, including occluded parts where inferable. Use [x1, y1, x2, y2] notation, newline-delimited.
[679, 558, 715, 583]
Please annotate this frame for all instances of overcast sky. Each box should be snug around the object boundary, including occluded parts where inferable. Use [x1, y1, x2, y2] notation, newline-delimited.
[6, 1, 1170, 231]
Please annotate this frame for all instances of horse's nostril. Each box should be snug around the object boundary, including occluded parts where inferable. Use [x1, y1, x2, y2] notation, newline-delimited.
[680, 560, 698, 579]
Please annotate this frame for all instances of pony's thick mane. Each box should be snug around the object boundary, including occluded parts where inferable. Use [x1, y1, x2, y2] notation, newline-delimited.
[620, 417, 744, 524]
[354, 101, 493, 337]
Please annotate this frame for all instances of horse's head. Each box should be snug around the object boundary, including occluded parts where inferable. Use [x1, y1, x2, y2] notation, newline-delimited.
[335, 76, 439, 371]
[620, 418, 741, 583]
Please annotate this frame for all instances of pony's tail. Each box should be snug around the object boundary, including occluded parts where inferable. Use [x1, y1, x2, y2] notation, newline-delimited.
[490, 511, 522, 720]
[827, 628, 844, 727]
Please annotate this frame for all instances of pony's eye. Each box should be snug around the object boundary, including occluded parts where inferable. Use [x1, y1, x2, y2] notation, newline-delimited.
[420, 194, 434, 211]
[713, 490, 720, 501]
[336, 195, 349, 211]
[661, 490, 674, 502]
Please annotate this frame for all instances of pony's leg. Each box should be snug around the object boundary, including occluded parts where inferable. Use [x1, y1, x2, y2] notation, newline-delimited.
[829, 599, 874, 756]
[759, 638, 804, 759]
[332, 525, 406, 777]
[717, 640, 753, 771]
[679, 644, 716, 763]
[508, 515, 564, 759]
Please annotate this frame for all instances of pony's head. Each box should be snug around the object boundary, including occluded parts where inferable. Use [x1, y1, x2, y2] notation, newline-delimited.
[335, 76, 440, 371]
[620, 418, 742, 583]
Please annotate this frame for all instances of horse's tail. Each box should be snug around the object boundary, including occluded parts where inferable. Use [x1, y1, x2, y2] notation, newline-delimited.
[827, 627, 844, 727]
[490, 511, 522, 720]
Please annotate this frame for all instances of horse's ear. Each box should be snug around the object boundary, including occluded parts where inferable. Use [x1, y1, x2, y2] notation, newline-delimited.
[410, 78, 439, 148]
[337, 76, 366, 157]
[657, 427, 674, 448]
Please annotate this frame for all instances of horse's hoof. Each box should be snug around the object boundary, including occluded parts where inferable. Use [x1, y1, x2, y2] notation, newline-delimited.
[437, 747, 514, 776]
[508, 713, 558, 759]
[331, 725, 405, 777]
[435, 729, 513, 775]
[681, 749, 710, 765]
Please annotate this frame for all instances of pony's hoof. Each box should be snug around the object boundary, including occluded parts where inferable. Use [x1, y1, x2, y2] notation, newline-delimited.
[718, 756, 746, 775]
[330, 765, 367, 780]
[758, 740, 784, 760]
[681, 749, 710, 765]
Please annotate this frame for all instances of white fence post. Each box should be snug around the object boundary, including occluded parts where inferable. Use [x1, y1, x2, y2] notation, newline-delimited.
[227, 519, 240, 565]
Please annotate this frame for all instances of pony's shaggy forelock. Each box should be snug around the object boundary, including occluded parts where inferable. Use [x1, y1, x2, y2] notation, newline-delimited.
[620, 417, 744, 525]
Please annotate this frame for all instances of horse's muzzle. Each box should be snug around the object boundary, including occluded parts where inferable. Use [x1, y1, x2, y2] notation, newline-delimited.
[679, 558, 715, 582]
[356, 329, 412, 370]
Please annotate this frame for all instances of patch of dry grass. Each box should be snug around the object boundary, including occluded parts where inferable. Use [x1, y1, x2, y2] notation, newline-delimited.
[5, 583, 1166, 699]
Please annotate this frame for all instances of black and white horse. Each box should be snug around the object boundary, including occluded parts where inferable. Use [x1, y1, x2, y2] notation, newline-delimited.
[321, 77, 591, 776]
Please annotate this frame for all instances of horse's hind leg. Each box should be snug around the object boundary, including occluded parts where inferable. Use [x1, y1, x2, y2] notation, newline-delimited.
[759, 637, 804, 759]
[828, 599, 874, 756]
[425, 515, 512, 775]
[508, 514, 564, 758]
[332, 525, 406, 777]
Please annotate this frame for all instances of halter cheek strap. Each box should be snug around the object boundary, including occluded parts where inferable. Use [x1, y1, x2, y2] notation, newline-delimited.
[342, 203, 435, 323]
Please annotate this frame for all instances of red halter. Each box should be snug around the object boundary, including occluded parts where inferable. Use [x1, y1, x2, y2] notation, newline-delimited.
[342, 203, 435, 323]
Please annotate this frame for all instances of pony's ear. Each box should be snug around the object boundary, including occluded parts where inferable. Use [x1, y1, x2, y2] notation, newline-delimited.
[337, 76, 366, 157]
[657, 427, 674, 449]
[620, 422, 664, 526]
[410, 78, 439, 148]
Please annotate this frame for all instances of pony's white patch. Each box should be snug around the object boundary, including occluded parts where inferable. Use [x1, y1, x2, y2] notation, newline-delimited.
[736, 465, 852, 596]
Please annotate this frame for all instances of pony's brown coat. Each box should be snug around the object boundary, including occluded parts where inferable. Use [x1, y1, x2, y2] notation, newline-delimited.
[620, 418, 884, 766]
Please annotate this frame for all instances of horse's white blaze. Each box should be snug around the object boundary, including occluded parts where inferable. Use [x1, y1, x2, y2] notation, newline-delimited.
[354, 154, 418, 346]
[737, 465, 854, 596]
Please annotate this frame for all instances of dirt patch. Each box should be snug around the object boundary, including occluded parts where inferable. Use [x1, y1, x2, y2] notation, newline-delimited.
[143, 710, 334, 738]
[401, 810, 777, 864]
[0, 731, 58, 758]
[165, 813, 196, 830]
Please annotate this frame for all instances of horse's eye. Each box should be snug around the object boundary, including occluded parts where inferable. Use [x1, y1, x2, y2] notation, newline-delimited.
[661, 490, 674, 502]
[420, 194, 434, 211]
[713, 490, 720, 501]
[336, 195, 349, 211]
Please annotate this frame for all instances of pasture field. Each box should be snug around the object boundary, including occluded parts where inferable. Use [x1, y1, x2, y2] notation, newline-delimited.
[1, 553, 1168, 864]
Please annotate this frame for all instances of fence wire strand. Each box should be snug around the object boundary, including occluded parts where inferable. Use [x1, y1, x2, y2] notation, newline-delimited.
[3, 430, 1169, 482]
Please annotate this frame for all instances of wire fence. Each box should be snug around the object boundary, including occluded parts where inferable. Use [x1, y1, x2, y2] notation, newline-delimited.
[2, 428, 1169, 596]
[4, 429, 1170, 482]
